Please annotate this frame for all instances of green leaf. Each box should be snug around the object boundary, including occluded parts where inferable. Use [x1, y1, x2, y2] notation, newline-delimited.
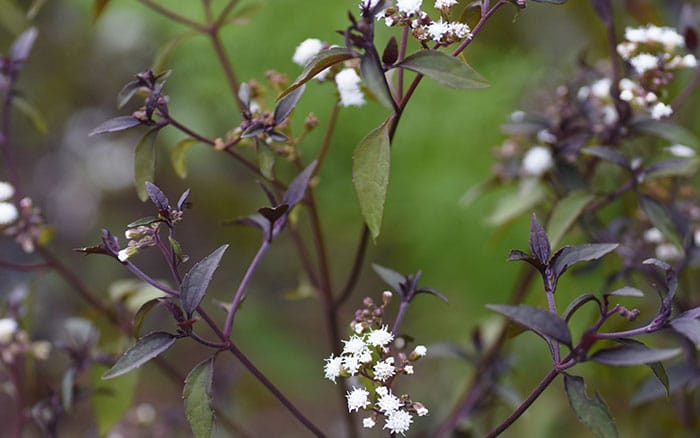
[134, 128, 160, 202]
[102, 332, 177, 379]
[181, 245, 229, 316]
[352, 118, 391, 240]
[127, 216, 161, 228]
[564, 374, 618, 438]
[132, 298, 161, 338]
[360, 52, 395, 110]
[91, 363, 139, 435]
[184, 357, 216, 438]
[278, 47, 357, 101]
[639, 194, 684, 250]
[12, 95, 48, 135]
[550, 243, 619, 280]
[172, 138, 197, 179]
[486, 182, 546, 226]
[546, 192, 594, 248]
[255, 138, 275, 180]
[631, 118, 700, 148]
[396, 50, 489, 89]
[486, 303, 572, 346]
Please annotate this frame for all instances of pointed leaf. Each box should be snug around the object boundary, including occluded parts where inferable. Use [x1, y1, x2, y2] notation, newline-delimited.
[396, 50, 489, 89]
[134, 128, 160, 202]
[606, 287, 644, 298]
[273, 84, 305, 125]
[416, 287, 448, 303]
[486, 303, 572, 346]
[372, 263, 406, 295]
[184, 357, 215, 438]
[631, 362, 697, 405]
[382, 36, 398, 65]
[255, 138, 275, 180]
[90, 116, 142, 136]
[486, 182, 546, 226]
[360, 52, 395, 110]
[564, 374, 618, 438]
[145, 181, 169, 210]
[181, 245, 229, 316]
[132, 297, 161, 338]
[563, 293, 600, 322]
[669, 318, 700, 348]
[278, 47, 357, 101]
[582, 146, 630, 168]
[102, 332, 177, 379]
[551, 243, 619, 280]
[11, 27, 38, 63]
[631, 118, 700, 148]
[639, 195, 684, 250]
[117, 80, 141, 109]
[590, 344, 681, 366]
[127, 216, 161, 228]
[353, 119, 391, 240]
[172, 138, 197, 179]
[283, 161, 317, 208]
[648, 361, 670, 399]
[529, 214, 551, 264]
[547, 192, 594, 248]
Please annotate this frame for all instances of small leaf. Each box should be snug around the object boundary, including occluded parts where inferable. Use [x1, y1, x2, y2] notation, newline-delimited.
[12, 95, 48, 135]
[546, 192, 594, 248]
[278, 47, 357, 101]
[382, 36, 398, 65]
[171, 138, 198, 179]
[132, 298, 161, 338]
[529, 214, 551, 264]
[590, 344, 681, 366]
[582, 146, 630, 168]
[102, 332, 177, 379]
[639, 195, 685, 250]
[255, 138, 275, 180]
[353, 119, 391, 240]
[145, 181, 169, 210]
[416, 286, 448, 303]
[282, 161, 317, 209]
[134, 128, 161, 202]
[606, 287, 644, 297]
[563, 293, 600, 322]
[372, 263, 405, 295]
[396, 50, 489, 89]
[90, 116, 141, 136]
[127, 216, 161, 228]
[184, 357, 215, 438]
[11, 27, 38, 63]
[669, 318, 700, 348]
[550, 243, 619, 280]
[360, 52, 396, 110]
[273, 84, 305, 125]
[631, 118, 700, 149]
[181, 245, 229, 316]
[564, 374, 618, 438]
[486, 303, 572, 346]
[117, 80, 141, 109]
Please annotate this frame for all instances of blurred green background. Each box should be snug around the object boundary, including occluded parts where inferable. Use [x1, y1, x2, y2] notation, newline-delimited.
[1, 0, 697, 436]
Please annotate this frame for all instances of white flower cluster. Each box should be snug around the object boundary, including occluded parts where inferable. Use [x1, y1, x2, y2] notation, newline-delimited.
[617, 25, 696, 71]
[323, 323, 429, 435]
[335, 68, 366, 107]
[378, 0, 472, 44]
[291, 38, 330, 81]
[0, 181, 18, 226]
[521, 146, 554, 177]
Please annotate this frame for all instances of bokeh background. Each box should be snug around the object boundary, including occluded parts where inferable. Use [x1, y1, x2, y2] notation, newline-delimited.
[1, 0, 698, 436]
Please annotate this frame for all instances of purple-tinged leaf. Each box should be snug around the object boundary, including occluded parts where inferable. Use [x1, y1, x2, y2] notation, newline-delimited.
[582, 146, 629, 168]
[241, 122, 265, 138]
[180, 245, 229, 317]
[486, 303, 572, 346]
[507, 249, 533, 262]
[396, 50, 489, 89]
[529, 214, 551, 264]
[90, 116, 142, 136]
[11, 27, 38, 63]
[564, 374, 618, 438]
[606, 287, 644, 298]
[268, 130, 288, 143]
[551, 243, 619, 280]
[258, 205, 289, 225]
[648, 361, 670, 400]
[117, 80, 141, 109]
[669, 318, 700, 348]
[631, 118, 700, 149]
[102, 332, 177, 379]
[631, 362, 699, 405]
[678, 306, 700, 320]
[360, 52, 396, 110]
[278, 47, 357, 101]
[639, 195, 685, 250]
[273, 84, 305, 125]
[645, 159, 698, 181]
[372, 263, 405, 296]
[591, 0, 613, 24]
[160, 298, 186, 323]
[134, 128, 161, 202]
[382, 36, 398, 65]
[184, 357, 215, 438]
[563, 293, 600, 322]
[145, 181, 170, 210]
[177, 189, 190, 210]
[283, 161, 317, 209]
[546, 192, 594, 248]
[590, 343, 680, 366]
[132, 298, 161, 337]
[643, 258, 678, 306]
[416, 287, 448, 303]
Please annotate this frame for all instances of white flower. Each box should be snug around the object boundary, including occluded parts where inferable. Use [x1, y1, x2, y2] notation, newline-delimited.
[427, 19, 450, 41]
[619, 89, 634, 101]
[694, 229, 700, 247]
[625, 26, 648, 43]
[404, 365, 414, 374]
[324, 355, 343, 382]
[435, 0, 457, 8]
[292, 38, 323, 66]
[397, 0, 422, 15]
[0, 202, 18, 225]
[342, 335, 367, 355]
[656, 243, 681, 261]
[343, 355, 362, 375]
[510, 110, 526, 122]
[376, 390, 401, 413]
[650, 102, 672, 119]
[346, 387, 371, 412]
[536, 129, 556, 144]
[0, 181, 14, 201]
[415, 404, 429, 416]
[117, 247, 137, 262]
[601, 105, 619, 125]
[384, 409, 413, 435]
[666, 144, 696, 158]
[522, 146, 554, 176]
[577, 86, 591, 101]
[0, 318, 18, 343]
[413, 345, 427, 357]
[643, 228, 664, 243]
[363, 417, 376, 428]
[616, 42, 636, 60]
[450, 22, 472, 40]
[358, 349, 373, 364]
[681, 54, 697, 68]
[352, 322, 365, 334]
[590, 78, 611, 99]
[335, 68, 365, 107]
[630, 53, 658, 74]
[373, 358, 396, 381]
[367, 325, 394, 347]
[376, 386, 389, 397]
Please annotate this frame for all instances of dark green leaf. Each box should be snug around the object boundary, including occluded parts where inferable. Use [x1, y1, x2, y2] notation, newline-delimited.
[90, 116, 141, 136]
[590, 344, 680, 366]
[172, 138, 197, 179]
[564, 374, 618, 438]
[127, 216, 161, 228]
[639, 195, 685, 250]
[102, 332, 177, 379]
[670, 318, 700, 348]
[184, 357, 215, 438]
[551, 243, 619, 280]
[396, 50, 489, 89]
[134, 128, 160, 202]
[132, 298, 161, 338]
[547, 192, 594, 248]
[360, 53, 396, 110]
[273, 84, 305, 125]
[486, 303, 572, 346]
[631, 118, 700, 148]
[181, 245, 229, 316]
[12, 95, 48, 135]
[278, 47, 357, 101]
[352, 118, 391, 240]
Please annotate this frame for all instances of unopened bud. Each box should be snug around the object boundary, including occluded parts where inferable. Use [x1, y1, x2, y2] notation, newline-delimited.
[382, 290, 393, 305]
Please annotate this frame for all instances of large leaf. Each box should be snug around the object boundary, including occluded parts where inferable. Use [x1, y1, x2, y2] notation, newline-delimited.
[631, 362, 699, 405]
[181, 245, 229, 317]
[486, 303, 572, 346]
[278, 47, 357, 100]
[360, 52, 395, 110]
[589, 344, 681, 366]
[669, 318, 700, 348]
[102, 332, 177, 379]
[91, 364, 139, 435]
[550, 243, 619, 280]
[172, 138, 198, 178]
[90, 116, 142, 136]
[564, 374, 618, 438]
[134, 128, 161, 202]
[547, 192, 594, 248]
[639, 195, 684, 250]
[395, 50, 489, 89]
[184, 357, 215, 438]
[631, 118, 700, 148]
[352, 119, 391, 240]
